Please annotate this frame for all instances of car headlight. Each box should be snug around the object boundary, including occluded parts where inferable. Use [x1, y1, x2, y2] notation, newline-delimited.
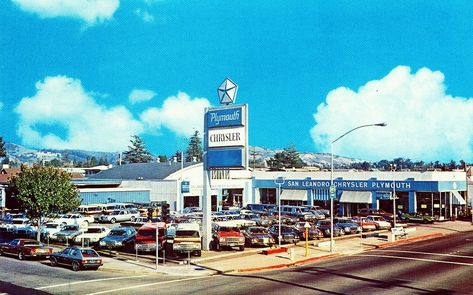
[219, 237, 225, 242]
[252, 238, 258, 243]
[345, 227, 350, 231]
[325, 229, 330, 234]
[239, 237, 245, 242]
[99, 241, 105, 246]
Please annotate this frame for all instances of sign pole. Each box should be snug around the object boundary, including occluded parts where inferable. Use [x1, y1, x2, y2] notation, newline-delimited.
[304, 222, 310, 257]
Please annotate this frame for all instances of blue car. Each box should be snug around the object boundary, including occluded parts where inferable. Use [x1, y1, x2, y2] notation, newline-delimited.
[99, 227, 136, 249]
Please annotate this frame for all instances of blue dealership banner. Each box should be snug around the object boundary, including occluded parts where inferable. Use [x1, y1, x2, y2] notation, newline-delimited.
[181, 181, 190, 193]
[207, 106, 244, 128]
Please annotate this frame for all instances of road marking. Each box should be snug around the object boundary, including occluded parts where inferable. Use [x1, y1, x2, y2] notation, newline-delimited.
[354, 254, 473, 266]
[372, 249, 473, 259]
[84, 276, 216, 295]
[36, 275, 149, 290]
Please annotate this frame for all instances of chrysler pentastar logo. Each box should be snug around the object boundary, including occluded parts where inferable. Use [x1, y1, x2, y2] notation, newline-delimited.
[217, 78, 238, 105]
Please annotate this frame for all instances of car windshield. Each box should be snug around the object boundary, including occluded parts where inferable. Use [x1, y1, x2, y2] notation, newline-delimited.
[220, 227, 239, 232]
[63, 226, 78, 231]
[319, 221, 330, 226]
[12, 220, 26, 224]
[138, 229, 164, 236]
[111, 210, 121, 215]
[110, 230, 127, 236]
[175, 230, 199, 237]
[45, 224, 59, 228]
[81, 249, 99, 257]
[249, 227, 267, 234]
[86, 228, 102, 234]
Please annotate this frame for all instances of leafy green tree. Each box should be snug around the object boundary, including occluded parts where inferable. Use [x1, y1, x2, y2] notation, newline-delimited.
[123, 135, 152, 163]
[0, 136, 6, 158]
[46, 158, 62, 167]
[158, 155, 168, 163]
[10, 165, 81, 241]
[185, 130, 203, 162]
[267, 145, 306, 170]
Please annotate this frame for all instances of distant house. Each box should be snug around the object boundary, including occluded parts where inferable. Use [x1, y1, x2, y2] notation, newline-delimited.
[0, 165, 21, 209]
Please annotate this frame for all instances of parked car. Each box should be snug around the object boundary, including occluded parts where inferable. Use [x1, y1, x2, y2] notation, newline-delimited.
[99, 210, 141, 224]
[53, 224, 85, 243]
[171, 223, 202, 256]
[315, 220, 343, 237]
[53, 213, 94, 227]
[358, 208, 394, 219]
[242, 226, 275, 247]
[39, 223, 64, 239]
[1, 218, 31, 233]
[73, 226, 111, 245]
[268, 225, 300, 245]
[400, 213, 434, 224]
[351, 216, 377, 232]
[241, 213, 271, 227]
[99, 227, 136, 249]
[14, 224, 37, 238]
[365, 215, 392, 230]
[212, 224, 245, 251]
[334, 218, 362, 234]
[119, 217, 149, 229]
[0, 238, 53, 260]
[50, 247, 103, 271]
[294, 222, 324, 240]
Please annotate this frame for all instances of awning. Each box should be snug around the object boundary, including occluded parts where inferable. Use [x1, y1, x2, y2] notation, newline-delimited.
[339, 191, 372, 204]
[280, 189, 307, 201]
[451, 191, 466, 205]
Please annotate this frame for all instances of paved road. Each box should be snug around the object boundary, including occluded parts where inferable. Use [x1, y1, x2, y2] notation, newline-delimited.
[1, 230, 472, 294]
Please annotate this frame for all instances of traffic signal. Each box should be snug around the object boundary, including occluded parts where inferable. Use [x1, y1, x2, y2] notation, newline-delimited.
[161, 203, 170, 221]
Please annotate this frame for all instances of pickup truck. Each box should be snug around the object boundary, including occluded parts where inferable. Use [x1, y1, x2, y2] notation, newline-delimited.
[212, 224, 245, 251]
[99, 210, 141, 224]
[134, 223, 166, 253]
[171, 223, 201, 256]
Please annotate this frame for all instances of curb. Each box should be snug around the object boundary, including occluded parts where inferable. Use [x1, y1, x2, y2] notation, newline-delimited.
[235, 253, 340, 273]
[374, 233, 445, 248]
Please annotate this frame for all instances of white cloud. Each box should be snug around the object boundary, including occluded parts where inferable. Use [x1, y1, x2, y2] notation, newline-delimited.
[129, 89, 156, 104]
[134, 8, 154, 23]
[11, 0, 119, 25]
[310, 66, 473, 162]
[140, 92, 211, 137]
[15, 76, 143, 151]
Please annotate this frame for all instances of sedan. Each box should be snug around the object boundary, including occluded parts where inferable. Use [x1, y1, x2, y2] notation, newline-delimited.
[0, 238, 53, 260]
[294, 222, 324, 240]
[50, 247, 103, 271]
[268, 225, 300, 245]
[242, 226, 275, 247]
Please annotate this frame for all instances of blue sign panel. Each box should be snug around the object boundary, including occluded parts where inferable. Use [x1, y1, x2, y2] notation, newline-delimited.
[207, 148, 245, 169]
[207, 106, 244, 128]
[181, 181, 190, 193]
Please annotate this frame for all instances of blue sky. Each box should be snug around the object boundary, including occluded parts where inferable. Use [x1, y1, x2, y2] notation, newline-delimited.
[1, 1, 472, 162]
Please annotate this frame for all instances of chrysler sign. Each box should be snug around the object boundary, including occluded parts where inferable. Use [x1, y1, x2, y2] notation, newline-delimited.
[208, 127, 245, 148]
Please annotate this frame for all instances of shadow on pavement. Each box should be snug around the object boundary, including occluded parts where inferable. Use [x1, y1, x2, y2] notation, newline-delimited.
[0, 280, 50, 295]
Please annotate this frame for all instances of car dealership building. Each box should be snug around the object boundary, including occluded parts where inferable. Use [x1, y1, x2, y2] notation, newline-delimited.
[79, 162, 468, 220]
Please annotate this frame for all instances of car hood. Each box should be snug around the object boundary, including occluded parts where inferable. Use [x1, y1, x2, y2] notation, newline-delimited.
[56, 230, 81, 236]
[218, 231, 243, 237]
[102, 235, 129, 242]
[246, 233, 272, 239]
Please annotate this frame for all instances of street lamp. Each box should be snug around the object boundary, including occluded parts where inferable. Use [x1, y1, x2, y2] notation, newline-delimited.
[275, 176, 285, 248]
[330, 122, 387, 253]
[390, 163, 397, 229]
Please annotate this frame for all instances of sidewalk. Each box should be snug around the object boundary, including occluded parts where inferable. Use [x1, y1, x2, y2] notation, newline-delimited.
[98, 221, 473, 276]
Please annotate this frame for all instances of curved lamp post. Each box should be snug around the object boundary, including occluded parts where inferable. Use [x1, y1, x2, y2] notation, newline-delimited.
[330, 122, 387, 253]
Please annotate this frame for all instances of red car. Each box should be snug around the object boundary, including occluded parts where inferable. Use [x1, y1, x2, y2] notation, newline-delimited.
[357, 208, 394, 219]
[0, 238, 53, 260]
[351, 217, 377, 232]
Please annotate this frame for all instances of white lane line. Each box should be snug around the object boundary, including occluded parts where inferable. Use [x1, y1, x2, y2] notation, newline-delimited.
[354, 254, 473, 266]
[36, 275, 149, 290]
[84, 276, 216, 295]
[371, 249, 473, 259]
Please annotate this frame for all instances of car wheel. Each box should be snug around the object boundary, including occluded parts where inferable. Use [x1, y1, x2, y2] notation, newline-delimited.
[239, 246, 245, 251]
[72, 261, 81, 271]
[194, 250, 202, 257]
[110, 218, 116, 224]
[18, 252, 24, 260]
[0, 250, 3, 256]
[130, 216, 136, 222]
[50, 257, 58, 267]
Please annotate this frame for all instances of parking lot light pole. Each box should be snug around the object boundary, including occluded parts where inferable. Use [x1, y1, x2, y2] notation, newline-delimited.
[275, 177, 285, 248]
[330, 122, 387, 253]
[390, 163, 397, 229]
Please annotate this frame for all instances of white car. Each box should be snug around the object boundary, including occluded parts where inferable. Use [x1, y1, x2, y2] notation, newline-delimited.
[99, 209, 141, 224]
[73, 226, 111, 244]
[1, 218, 31, 233]
[54, 213, 94, 226]
[366, 215, 392, 230]
[39, 223, 65, 239]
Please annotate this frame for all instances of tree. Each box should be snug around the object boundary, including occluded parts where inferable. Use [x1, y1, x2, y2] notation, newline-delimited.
[10, 165, 81, 241]
[267, 145, 306, 170]
[0, 136, 6, 158]
[157, 155, 168, 163]
[123, 135, 152, 163]
[185, 130, 203, 162]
